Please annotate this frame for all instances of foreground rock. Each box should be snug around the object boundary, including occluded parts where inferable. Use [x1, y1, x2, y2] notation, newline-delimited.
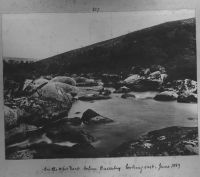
[154, 91, 178, 101]
[81, 109, 113, 124]
[6, 122, 99, 159]
[5, 96, 73, 127]
[110, 126, 198, 157]
[6, 142, 99, 159]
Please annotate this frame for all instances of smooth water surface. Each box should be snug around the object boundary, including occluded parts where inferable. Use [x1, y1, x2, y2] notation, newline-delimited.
[68, 91, 198, 155]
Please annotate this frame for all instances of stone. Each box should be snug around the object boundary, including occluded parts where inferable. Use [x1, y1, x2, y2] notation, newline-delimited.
[51, 76, 76, 86]
[154, 91, 178, 101]
[124, 74, 140, 84]
[121, 93, 136, 99]
[4, 106, 22, 130]
[110, 126, 198, 157]
[33, 82, 76, 102]
[81, 109, 113, 124]
[177, 93, 197, 103]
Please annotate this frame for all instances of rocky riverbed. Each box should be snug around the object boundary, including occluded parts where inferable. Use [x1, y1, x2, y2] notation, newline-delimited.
[4, 65, 198, 159]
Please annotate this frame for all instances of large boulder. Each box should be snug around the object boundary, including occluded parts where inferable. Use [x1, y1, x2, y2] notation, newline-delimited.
[81, 109, 113, 124]
[110, 126, 198, 157]
[46, 123, 96, 144]
[124, 74, 140, 84]
[51, 76, 76, 86]
[177, 93, 197, 103]
[148, 71, 167, 83]
[154, 91, 178, 101]
[173, 79, 197, 94]
[33, 82, 77, 102]
[4, 106, 19, 130]
[23, 78, 49, 93]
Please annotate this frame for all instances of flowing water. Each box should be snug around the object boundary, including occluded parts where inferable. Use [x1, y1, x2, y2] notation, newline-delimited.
[68, 91, 198, 155]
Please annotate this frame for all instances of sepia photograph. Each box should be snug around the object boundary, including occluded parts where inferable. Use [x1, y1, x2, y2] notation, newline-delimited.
[3, 10, 198, 159]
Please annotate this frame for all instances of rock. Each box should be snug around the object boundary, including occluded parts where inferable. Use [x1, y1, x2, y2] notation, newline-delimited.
[81, 109, 113, 124]
[154, 91, 178, 101]
[124, 74, 140, 84]
[10, 97, 72, 126]
[6, 149, 36, 160]
[148, 71, 168, 83]
[51, 76, 76, 86]
[23, 78, 49, 93]
[177, 93, 197, 103]
[173, 79, 197, 94]
[30, 142, 99, 158]
[46, 124, 96, 144]
[121, 93, 135, 99]
[126, 79, 161, 92]
[33, 82, 77, 102]
[114, 86, 130, 93]
[5, 124, 40, 146]
[79, 94, 111, 101]
[4, 106, 22, 130]
[110, 126, 198, 157]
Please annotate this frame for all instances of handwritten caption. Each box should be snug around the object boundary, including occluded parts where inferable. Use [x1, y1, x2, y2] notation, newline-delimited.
[41, 162, 180, 174]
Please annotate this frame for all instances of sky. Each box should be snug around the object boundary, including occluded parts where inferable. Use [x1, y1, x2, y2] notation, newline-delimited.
[2, 9, 195, 60]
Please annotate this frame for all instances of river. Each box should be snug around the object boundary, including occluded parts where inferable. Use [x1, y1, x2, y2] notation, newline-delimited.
[68, 91, 198, 155]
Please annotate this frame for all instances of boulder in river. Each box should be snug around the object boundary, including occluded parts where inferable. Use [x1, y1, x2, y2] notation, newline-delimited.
[81, 109, 113, 124]
[121, 93, 136, 99]
[154, 91, 178, 101]
[33, 82, 77, 102]
[177, 93, 197, 103]
[114, 86, 130, 93]
[124, 74, 140, 84]
[110, 126, 198, 157]
[51, 76, 76, 86]
[23, 78, 49, 93]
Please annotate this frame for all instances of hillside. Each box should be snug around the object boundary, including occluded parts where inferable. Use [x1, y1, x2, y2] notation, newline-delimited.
[33, 18, 196, 80]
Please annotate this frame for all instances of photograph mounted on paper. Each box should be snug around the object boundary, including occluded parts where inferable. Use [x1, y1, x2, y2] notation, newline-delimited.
[3, 10, 198, 159]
